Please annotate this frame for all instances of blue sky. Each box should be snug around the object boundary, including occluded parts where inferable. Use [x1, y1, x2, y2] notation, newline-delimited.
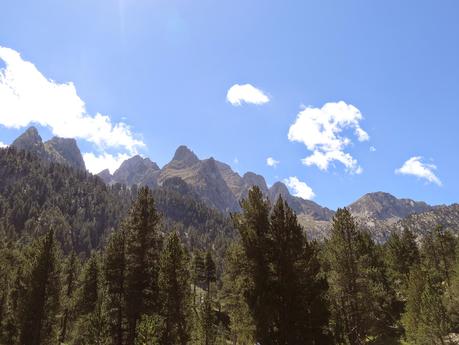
[0, 0, 458, 209]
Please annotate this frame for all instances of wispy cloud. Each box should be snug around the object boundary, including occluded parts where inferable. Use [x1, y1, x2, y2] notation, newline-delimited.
[0, 46, 144, 173]
[83, 152, 131, 175]
[283, 176, 315, 200]
[0, 141, 7, 148]
[226, 83, 269, 106]
[395, 156, 442, 186]
[266, 156, 279, 167]
[370, 146, 376, 152]
[288, 101, 369, 174]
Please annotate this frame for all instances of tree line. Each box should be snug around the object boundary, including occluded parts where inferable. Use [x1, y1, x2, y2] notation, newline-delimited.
[1, 185, 459, 344]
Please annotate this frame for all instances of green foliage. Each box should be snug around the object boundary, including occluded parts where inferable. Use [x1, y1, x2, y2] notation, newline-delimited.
[402, 267, 452, 345]
[19, 229, 61, 345]
[325, 208, 400, 345]
[385, 228, 420, 296]
[135, 315, 163, 345]
[103, 229, 127, 345]
[59, 251, 80, 343]
[124, 186, 162, 344]
[232, 188, 331, 345]
[220, 243, 256, 345]
[157, 232, 192, 345]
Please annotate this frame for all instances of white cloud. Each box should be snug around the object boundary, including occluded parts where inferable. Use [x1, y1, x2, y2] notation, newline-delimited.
[283, 176, 315, 200]
[226, 83, 269, 106]
[0, 46, 144, 170]
[370, 146, 376, 152]
[395, 156, 442, 186]
[83, 152, 132, 174]
[266, 156, 279, 167]
[233, 157, 239, 164]
[0, 141, 7, 148]
[288, 101, 368, 174]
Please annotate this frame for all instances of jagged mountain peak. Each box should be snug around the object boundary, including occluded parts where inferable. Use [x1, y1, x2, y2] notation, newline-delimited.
[172, 145, 199, 165]
[242, 172, 268, 195]
[97, 169, 113, 184]
[109, 154, 160, 188]
[269, 181, 290, 199]
[12, 126, 45, 152]
[117, 155, 159, 172]
[12, 127, 85, 170]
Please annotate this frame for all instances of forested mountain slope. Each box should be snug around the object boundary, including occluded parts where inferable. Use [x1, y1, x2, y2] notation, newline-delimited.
[0, 147, 235, 258]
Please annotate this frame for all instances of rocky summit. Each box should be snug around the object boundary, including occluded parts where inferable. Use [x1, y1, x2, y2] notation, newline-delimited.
[12, 127, 86, 171]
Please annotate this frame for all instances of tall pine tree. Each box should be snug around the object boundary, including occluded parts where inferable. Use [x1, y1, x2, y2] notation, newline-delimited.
[104, 229, 127, 345]
[124, 186, 162, 345]
[157, 232, 191, 345]
[19, 229, 61, 345]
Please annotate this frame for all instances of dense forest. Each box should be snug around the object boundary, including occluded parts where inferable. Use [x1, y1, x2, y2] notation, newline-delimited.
[1, 147, 459, 345]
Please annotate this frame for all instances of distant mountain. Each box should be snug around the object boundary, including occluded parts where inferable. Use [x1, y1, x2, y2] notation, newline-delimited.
[100, 155, 160, 188]
[12, 126, 85, 170]
[348, 192, 432, 220]
[345, 192, 435, 242]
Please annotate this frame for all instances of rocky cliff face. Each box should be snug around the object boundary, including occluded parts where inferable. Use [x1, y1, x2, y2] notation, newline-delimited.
[159, 147, 239, 211]
[44, 137, 86, 171]
[12, 127, 86, 170]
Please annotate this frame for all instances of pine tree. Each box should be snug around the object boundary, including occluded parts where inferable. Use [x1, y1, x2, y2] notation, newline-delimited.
[59, 251, 79, 343]
[325, 208, 399, 345]
[422, 225, 457, 292]
[268, 197, 331, 345]
[385, 228, 420, 295]
[19, 229, 61, 345]
[1, 266, 26, 345]
[157, 232, 191, 345]
[78, 253, 100, 315]
[220, 243, 255, 345]
[199, 294, 216, 345]
[232, 188, 331, 345]
[204, 250, 216, 296]
[124, 186, 161, 345]
[231, 186, 272, 344]
[191, 251, 205, 307]
[403, 266, 452, 345]
[104, 229, 127, 345]
[73, 253, 107, 345]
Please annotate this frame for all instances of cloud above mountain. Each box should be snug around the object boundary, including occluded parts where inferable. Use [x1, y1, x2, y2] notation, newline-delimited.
[226, 83, 270, 106]
[266, 156, 279, 167]
[0, 46, 143, 173]
[0, 141, 7, 148]
[288, 101, 369, 174]
[83, 152, 132, 174]
[396, 156, 442, 186]
[284, 176, 315, 200]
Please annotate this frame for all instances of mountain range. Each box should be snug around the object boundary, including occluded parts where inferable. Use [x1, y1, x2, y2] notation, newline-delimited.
[8, 127, 459, 240]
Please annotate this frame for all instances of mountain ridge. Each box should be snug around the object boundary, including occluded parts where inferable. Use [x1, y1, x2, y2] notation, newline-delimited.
[8, 127, 458, 241]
